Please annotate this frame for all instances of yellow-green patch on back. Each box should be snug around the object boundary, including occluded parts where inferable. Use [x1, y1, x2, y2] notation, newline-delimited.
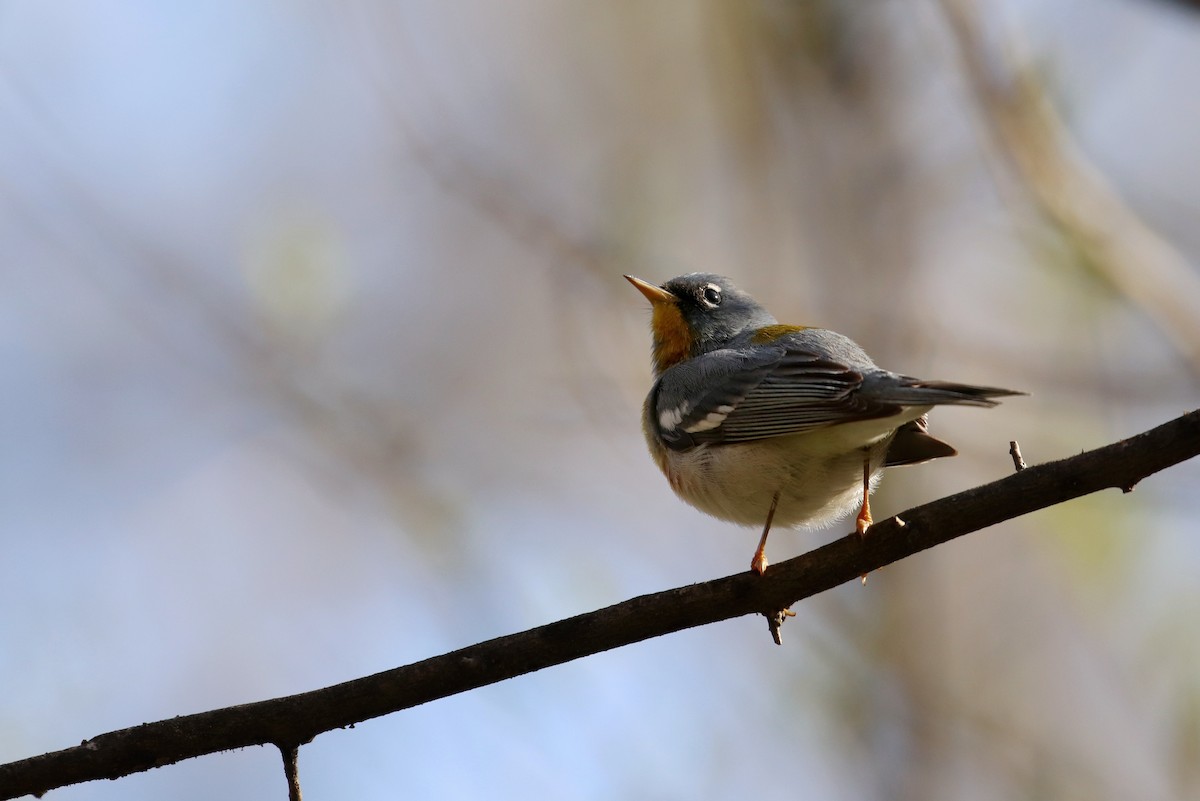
[751, 323, 810, 344]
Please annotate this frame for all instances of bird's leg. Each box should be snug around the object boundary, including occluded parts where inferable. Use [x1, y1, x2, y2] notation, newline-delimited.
[750, 491, 781, 575]
[855, 453, 874, 584]
[855, 454, 873, 538]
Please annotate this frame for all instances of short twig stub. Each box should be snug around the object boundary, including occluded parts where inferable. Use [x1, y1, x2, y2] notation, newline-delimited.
[1009, 440, 1027, 472]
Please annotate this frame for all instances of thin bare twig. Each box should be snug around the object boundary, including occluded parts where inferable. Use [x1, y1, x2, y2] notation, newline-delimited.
[281, 746, 302, 801]
[1, 409, 1198, 800]
[1009, 440, 1027, 471]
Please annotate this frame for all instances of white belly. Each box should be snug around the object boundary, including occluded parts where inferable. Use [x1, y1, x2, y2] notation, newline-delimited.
[656, 414, 922, 530]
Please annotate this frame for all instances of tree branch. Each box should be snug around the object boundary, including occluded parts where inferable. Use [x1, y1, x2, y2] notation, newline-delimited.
[2, 409, 1198, 800]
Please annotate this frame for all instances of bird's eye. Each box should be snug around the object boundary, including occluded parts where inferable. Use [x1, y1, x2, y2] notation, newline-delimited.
[702, 285, 722, 306]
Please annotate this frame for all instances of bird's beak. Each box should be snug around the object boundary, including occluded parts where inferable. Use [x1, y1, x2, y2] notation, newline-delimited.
[624, 275, 677, 305]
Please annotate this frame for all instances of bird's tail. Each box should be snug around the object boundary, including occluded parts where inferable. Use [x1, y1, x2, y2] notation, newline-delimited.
[868, 376, 1026, 408]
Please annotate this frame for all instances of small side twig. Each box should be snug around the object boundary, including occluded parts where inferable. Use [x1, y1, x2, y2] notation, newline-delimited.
[764, 608, 795, 646]
[280, 746, 302, 801]
[1009, 440, 1027, 471]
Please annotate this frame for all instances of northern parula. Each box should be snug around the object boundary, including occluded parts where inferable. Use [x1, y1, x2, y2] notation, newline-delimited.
[626, 273, 1023, 574]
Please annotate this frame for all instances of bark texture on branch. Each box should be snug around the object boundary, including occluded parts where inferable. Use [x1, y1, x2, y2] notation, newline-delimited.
[2, 409, 1198, 800]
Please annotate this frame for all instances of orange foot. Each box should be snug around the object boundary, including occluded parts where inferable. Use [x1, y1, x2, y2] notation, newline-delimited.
[855, 505, 873, 538]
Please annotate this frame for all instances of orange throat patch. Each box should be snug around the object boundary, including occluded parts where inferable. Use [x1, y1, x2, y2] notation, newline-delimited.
[650, 303, 693, 374]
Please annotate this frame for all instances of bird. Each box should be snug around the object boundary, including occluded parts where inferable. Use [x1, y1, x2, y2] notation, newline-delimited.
[625, 273, 1023, 575]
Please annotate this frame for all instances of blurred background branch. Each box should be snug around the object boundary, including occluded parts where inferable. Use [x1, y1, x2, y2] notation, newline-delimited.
[939, 0, 1200, 379]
